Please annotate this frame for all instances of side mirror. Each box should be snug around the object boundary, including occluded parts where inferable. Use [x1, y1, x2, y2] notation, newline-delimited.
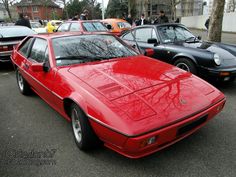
[106, 24, 112, 30]
[144, 48, 155, 57]
[197, 36, 202, 40]
[31, 62, 50, 72]
[147, 38, 160, 46]
[53, 28, 58, 32]
[43, 62, 50, 72]
[31, 63, 44, 72]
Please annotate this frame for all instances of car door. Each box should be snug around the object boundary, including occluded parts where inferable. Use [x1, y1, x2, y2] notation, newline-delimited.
[134, 27, 167, 59]
[26, 38, 56, 104]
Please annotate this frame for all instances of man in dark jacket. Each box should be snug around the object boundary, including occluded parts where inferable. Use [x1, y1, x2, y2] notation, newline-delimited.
[126, 14, 133, 25]
[15, 13, 31, 29]
[136, 14, 149, 26]
[154, 10, 169, 24]
[80, 9, 89, 20]
[205, 17, 210, 30]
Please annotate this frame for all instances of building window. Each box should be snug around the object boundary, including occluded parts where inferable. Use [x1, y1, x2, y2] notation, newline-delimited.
[22, 7, 27, 13]
[27, 0, 32, 3]
[32, 6, 38, 12]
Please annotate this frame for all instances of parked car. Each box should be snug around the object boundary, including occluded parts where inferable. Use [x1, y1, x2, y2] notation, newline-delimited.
[46, 20, 63, 33]
[56, 20, 109, 33]
[30, 21, 47, 34]
[11, 32, 225, 158]
[0, 26, 36, 62]
[121, 23, 236, 82]
[101, 18, 132, 36]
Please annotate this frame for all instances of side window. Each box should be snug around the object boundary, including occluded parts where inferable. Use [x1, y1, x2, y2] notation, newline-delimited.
[151, 29, 158, 40]
[19, 38, 34, 57]
[70, 23, 81, 32]
[122, 31, 134, 41]
[135, 28, 152, 42]
[29, 38, 48, 63]
[57, 23, 70, 32]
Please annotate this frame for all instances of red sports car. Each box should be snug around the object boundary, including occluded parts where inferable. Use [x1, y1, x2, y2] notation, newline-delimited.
[11, 32, 226, 158]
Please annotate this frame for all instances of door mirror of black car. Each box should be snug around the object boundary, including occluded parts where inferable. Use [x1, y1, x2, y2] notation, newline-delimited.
[197, 36, 202, 40]
[147, 38, 160, 46]
[144, 48, 155, 57]
[106, 24, 112, 30]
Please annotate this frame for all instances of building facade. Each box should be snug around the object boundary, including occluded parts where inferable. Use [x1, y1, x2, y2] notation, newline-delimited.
[15, 0, 63, 20]
[129, 0, 172, 19]
[176, 0, 204, 17]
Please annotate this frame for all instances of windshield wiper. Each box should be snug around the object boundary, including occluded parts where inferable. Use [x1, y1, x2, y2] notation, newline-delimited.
[56, 55, 102, 63]
[185, 36, 199, 43]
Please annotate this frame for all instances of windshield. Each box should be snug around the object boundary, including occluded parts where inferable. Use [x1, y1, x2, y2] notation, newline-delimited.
[31, 22, 41, 28]
[52, 35, 138, 66]
[158, 26, 195, 43]
[82, 22, 108, 32]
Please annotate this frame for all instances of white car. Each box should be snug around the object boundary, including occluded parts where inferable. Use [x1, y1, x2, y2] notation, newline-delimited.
[30, 22, 47, 34]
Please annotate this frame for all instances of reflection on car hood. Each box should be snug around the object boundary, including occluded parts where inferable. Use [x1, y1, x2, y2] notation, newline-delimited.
[68, 56, 223, 126]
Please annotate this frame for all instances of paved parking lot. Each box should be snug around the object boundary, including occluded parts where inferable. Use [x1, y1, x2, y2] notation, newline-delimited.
[0, 62, 236, 177]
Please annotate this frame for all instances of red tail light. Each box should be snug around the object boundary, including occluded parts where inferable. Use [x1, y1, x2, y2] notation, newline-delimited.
[0, 45, 13, 52]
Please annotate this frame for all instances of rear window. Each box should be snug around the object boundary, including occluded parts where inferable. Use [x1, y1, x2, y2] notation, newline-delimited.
[0, 27, 36, 38]
[117, 22, 131, 29]
[82, 22, 108, 32]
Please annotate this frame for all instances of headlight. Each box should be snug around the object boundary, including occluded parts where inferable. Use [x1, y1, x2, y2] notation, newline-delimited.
[214, 54, 221, 66]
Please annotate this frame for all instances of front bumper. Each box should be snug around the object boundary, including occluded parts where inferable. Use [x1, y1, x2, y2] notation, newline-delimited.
[100, 98, 225, 158]
[199, 66, 236, 82]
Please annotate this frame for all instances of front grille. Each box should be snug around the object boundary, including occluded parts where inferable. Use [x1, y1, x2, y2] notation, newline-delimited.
[177, 115, 208, 136]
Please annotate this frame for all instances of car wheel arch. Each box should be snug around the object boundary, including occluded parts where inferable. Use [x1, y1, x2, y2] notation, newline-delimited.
[63, 97, 87, 120]
[172, 54, 198, 66]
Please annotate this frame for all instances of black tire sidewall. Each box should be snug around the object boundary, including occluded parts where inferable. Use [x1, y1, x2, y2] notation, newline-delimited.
[174, 58, 197, 75]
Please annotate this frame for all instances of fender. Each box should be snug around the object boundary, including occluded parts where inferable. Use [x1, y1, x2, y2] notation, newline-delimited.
[172, 53, 198, 66]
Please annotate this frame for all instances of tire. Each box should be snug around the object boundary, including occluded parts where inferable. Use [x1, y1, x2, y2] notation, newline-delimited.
[174, 58, 197, 75]
[70, 103, 101, 150]
[16, 68, 31, 95]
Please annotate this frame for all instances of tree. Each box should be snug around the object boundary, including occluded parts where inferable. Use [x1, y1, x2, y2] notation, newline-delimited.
[171, 0, 181, 20]
[208, 0, 225, 42]
[1, 0, 16, 21]
[66, 0, 102, 19]
[106, 0, 128, 18]
[55, 0, 69, 19]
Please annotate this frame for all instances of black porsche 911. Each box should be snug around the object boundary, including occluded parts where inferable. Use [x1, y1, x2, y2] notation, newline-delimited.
[121, 23, 236, 82]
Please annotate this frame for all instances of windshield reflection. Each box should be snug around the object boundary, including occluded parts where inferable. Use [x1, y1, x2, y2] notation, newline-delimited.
[52, 35, 138, 66]
[158, 26, 195, 43]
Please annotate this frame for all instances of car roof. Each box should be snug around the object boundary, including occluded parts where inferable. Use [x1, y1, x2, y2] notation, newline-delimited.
[64, 20, 102, 23]
[102, 18, 128, 23]
[134, 23, 186, 29]
[31, 31, 114, 40]
[0, 25, 31, 29]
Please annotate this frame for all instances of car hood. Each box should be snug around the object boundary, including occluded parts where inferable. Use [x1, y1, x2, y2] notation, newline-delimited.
[68, 56, 223, 128]
[182, 41, 236, 65]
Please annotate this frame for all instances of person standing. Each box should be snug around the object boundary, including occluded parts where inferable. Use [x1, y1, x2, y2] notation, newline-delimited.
[154, 10, 169, 24]
[136, 14, 148, 26]
[80, 9, 89, 20]
[205, 17, 210, 32]
[126, 14, 133, 25]
[15, 13, 31, 29]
